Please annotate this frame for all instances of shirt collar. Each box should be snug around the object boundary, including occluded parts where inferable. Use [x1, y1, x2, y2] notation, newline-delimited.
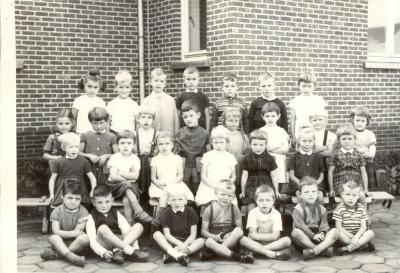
[299, 148, 313, 156]
[63, 204, 79, 213]
[186, 88, 198, 93]
[172, 206, 185, 213]
[65, 154, 77, 159]
[341, 148, 354, 154]
[261, 94, 276, 100]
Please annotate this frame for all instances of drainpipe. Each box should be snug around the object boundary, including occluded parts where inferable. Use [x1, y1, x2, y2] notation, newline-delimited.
[138, 0, 145, 103]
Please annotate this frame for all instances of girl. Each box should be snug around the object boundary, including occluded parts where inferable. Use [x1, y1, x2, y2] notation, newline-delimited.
[240, 130, 279, 212]
[222, 108, 249, 160]
[49, 132, 96, 207]
[350, 106, 377, 189]
[195, 126, 237, 206]
[328, 124, 368, 200]
[43, 109, 75, 161]
[72, 69, 106, 134]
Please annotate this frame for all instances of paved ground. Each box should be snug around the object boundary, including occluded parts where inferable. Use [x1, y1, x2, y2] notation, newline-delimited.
[17, 200, 400, 273]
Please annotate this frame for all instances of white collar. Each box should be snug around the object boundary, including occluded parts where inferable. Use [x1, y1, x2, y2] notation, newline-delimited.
[341, 148, 354, 154]
[172, 207, 185, 213]
[186, 88, 198, 93]
[65, 155, 78, 159]
[261, 94, 276, 100]
[64, 205, 79, 213]
[299, 148, 313, 156]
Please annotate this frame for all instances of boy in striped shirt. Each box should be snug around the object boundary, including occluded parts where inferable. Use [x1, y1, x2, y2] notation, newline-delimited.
[333, 180, 375, 255]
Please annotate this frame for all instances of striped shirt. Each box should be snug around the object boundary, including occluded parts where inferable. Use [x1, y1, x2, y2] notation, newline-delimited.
[332, 202, 368, 234]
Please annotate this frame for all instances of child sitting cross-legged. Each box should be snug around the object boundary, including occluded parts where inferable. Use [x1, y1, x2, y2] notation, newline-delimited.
[333, 180, 375, 255]
[153, 185, 205, 266]
[200, 180, 254, 263]
[86, 185, 149, 264]
[240, 185, 291, 260]
[291, 176, 339, 260]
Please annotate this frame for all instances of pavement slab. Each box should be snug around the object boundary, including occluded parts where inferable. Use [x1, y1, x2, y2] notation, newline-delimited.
[302, 265, 337, 273]
[361, 263, 395, 272]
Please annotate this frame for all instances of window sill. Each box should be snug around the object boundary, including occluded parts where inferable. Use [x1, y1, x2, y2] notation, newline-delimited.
[364, 56, 400, 69]
[170, 57, 211, 70]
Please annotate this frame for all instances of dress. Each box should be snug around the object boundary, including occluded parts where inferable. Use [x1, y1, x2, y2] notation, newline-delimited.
[249, 97, 288, 132]
[175, 90, 210, 129]
[43, 132, 64, 157]
[106, 96, 139, 133]
[227, 130, 248, 160]
[72, 95, 106, 134]
[354, 129, 377, 189]
[50, 156, 92, 207]
[195, 150, 237, 206]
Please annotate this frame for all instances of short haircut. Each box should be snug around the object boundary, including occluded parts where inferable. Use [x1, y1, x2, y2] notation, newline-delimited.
[248, 130, 268, 144]
[62, 179, 82, 196]
[77, 69, 106, 91]
[166, 184, 188, 199]
[299, 176, 318, 192]
[92, 184, 113, 198]
[309, 109, 328, 120]
[261, 102, 281, 115]
[336, 123, 357, 140]
[297, 71, 317, 86]
[156, 130, 174, 145]
[183, 66, 199, 77]
[296, 128, 315, 143]
[138, 105, 156, 119]
[221, 72, 238, 85]
[350, 106, 371, 125]
[215, 179, 236, 193]
[58, 132, 80, 149]
[254, 184, 275, 201]
[181, 100, 199, 113]
[341, 180, 361, 194]
[211, 125, 229, 142]
[117, 130, 136, 143]
[258, 72, 274, 83]
[222, 108, 241, 126]
[150, 67, 167, 80]
[297, 122, 313, 132]
[88, 107, 109, 122]
[115, 69, 133, 85]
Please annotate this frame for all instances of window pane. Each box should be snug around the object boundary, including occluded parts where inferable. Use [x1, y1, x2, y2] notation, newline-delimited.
[188, 0, 206, 52]
[368, 0, 387, 53]
[394, 2, 400, 54]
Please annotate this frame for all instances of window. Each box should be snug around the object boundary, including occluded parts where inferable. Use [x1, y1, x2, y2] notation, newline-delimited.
[366, 0, 400, 68]
[181, 0, 207, 61]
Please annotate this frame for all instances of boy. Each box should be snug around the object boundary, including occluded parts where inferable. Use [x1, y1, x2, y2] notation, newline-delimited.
[107, 70, 140, 134]
[333, 180, 374, 255]
[210, 73, 249, 133]
[291, 176, 339, 260]
[107, 130, 153, 225]
[201, 181, 254, 263]
[176, 66, 210, 132]
[80, 107, 119, 185]
[249, 72, 288, 132]
[240, 185, 291, 260]
[40, 179, 89, 267]
[175, 100, 211, 195]
[153, 185, 205, 266]
[86, 184, 149, 264]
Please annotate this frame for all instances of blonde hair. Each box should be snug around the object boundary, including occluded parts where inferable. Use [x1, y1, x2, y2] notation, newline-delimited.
[296, 128, 315, 151]
[58, 132, 80, 149]
[258, 72, 274, 83]
[115, 69, 133, 85]
[298, 70, 317, 85]
[156, 131, 174, 145]
[183, 66, 199, 77]
[150, 68, 167, 80]
[211, 125, 230, 142]
[309, 109, 328, 120]
[138, 105, 156, 119]
[166, 184, 188, 200]
[215, 179, 236, 193]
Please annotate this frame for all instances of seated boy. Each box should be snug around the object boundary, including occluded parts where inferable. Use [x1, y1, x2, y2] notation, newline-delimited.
[40, 179, 89, 267]
[291, 176, 339, 260]
[240, 185, 291, 260]
[86, 184, 149, 264]
[201, 180, 253, 263]
[153, 184, 205, 266]
[333, 180, 375, 255]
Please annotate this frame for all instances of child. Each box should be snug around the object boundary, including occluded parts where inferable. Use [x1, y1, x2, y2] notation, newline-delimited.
[72, 70, 106, 134]
[223, 108, 249, 160]
[49, 132, 96, 207]
[43, 109, 74, 161]
[40, 179, 89, 267]
[107, 70, 140, 134]
[86, 185, 149, 264]
[249, 72, 288, 132]
[291, 177, 339, 260]
[288, 71, 326, 140]
[210, 73, 249, 133]
[107, 130, 153, 225]
[240, 130, 280, 212]
[240, 185, 291, 260]
[176, 66, 210, 131]
[175, 100, 211, 195]
[195, 126, 237, 206]
[153, 186, 205, 266]
[200, 181, 254, 263]
[288, 128, 325, 198]
[80, 107, 118, 185]
[259, 102, 290, 185]
[328, 124, 368, 200]
[350, 106, 377, 189]
[142, 68, 179, 135]
[333, 180, 375, 255]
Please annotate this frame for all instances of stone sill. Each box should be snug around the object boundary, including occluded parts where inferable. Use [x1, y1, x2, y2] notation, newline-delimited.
[170, 57, 211, 70]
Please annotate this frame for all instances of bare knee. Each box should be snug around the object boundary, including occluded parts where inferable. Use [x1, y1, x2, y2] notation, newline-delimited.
[328, 228, 339, 240]
[152, 231, 163, 240]
[97, 224, 111, 237]
[132, 222, 144, 233]
[76, 234, 89, 245]
[122, 196, 130, 206]
[48, 234, 61, 245]
[281, 236, 292, 247]
[366, 229, 374, 238]
[205, 238, 215, 247]
[291, 228, 303, 240]
[231, 227, 243, 237]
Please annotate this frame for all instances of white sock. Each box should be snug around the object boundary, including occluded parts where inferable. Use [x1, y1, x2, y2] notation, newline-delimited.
[123, 245, 135, 255]
[132, 240, 139, 250]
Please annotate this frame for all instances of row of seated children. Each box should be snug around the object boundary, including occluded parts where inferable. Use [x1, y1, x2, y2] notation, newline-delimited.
[40, 176, 374, 267]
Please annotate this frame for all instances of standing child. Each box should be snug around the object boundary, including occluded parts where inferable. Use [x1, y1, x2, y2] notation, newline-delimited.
[176, 66, 210, 131]
[43, 109, 75, 161]
[249, 72, 288, 132]
[107, 130, 153, 225]
[107, 70, 140, 134]
[350, 106, 377, 189]
[86, 185, 149, 264]
[72, 70, 106, 134]
[153, 186, 205, 266]
[223, 109, 249, 160]
[291, 177, 339, 260]
[200, 181, 254, 263]
[80, 107, 118, 185]
[240, 130, 279, 212]
[288, 71, 326, 140]
[40, 179, 89, 267]
[48, 132, 96, 207]
[210, 73, 249, 133]
[333, 181, 375, 255]
[195, 126, 237, 206]
[175, 100, 210, 196]
[240, 185, 291, 260]
[259, 102, 290, 185]
[142, 68, 179, 135]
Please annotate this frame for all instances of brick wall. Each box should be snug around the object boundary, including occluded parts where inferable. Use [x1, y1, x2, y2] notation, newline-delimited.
[15, 0, 140, 160]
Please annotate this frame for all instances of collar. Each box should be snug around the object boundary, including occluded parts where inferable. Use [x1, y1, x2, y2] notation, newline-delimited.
[299, 148, 313, 156]
[341, 148, 354, 154]
[96, 130, 106, 134]
[172, 207, 185, 213]
[343, 202, 358, 211]
[64, 205, 79, 213]
[151, 92, 165, 98]
[261, 94, 276, 101]
[224, 93, 237, 99]
[65, 154, 78, 159]
[186, 88, 198, 93]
